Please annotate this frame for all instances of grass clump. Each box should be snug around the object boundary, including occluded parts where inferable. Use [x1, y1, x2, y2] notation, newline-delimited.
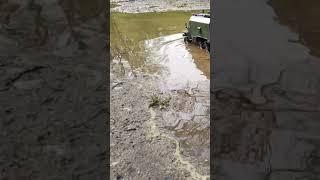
[149, 94, 171, 109]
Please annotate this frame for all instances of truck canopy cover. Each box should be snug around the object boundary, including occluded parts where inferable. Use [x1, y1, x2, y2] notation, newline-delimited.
[189, 15, 210, 24]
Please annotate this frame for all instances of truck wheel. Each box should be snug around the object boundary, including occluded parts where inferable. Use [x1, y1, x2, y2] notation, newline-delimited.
[201, 41, 207, 49]
[184, 37, 188, 43]
[192, 37, 197, 44]
[184, 37, 192, 43]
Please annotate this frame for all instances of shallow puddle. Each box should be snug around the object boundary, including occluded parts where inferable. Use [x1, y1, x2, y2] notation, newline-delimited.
[111, 11, 210, 89]
[145, 33, 209, 90]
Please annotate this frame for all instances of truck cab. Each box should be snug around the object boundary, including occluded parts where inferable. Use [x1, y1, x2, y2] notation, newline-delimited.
[183, 13, 210, 51]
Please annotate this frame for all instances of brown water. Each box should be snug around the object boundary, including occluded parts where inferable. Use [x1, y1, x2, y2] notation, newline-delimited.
[144, 33, 209, 90]
[111, 11, 210, 90]
[268, 0, 320, 57]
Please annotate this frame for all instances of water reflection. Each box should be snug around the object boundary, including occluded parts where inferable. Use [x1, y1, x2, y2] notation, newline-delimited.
[268, 0, 320, 57]
[111, 11, 195, 68]
[111, 11, 210, 90]
[145, 34, 209, 90]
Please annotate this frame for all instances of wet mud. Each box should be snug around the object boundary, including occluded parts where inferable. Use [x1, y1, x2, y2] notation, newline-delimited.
[111, 10, 210, 179]
[0, 0, 108, 179]
[147, 108, 209, 180]
[212, 0, 320, 179]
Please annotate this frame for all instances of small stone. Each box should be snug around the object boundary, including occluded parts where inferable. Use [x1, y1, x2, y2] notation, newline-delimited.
[125, 124, 136, 131]
[111, 161, 119, 166]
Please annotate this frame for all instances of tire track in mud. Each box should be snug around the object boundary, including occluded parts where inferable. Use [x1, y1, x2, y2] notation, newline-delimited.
[147, 108, 210, 180]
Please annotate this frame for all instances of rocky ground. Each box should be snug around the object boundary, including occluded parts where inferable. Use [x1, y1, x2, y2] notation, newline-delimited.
[111, 0, 210, 13]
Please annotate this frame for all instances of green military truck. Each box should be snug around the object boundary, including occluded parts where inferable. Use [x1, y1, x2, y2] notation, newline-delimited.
[183, 13, 210, 52]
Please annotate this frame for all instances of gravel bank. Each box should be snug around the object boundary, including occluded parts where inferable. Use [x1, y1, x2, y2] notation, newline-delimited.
[111, 0, 210, 13]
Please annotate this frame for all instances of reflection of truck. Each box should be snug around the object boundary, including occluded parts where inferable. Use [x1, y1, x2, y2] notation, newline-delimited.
[183, 13, 210, 52]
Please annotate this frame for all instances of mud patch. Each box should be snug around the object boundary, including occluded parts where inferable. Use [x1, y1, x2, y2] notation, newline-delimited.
[147, 108, 209, 180]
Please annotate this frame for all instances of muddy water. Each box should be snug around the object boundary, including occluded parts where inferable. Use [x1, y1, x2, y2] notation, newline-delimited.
[145, 33, 209, 90]
[268, 0, 320, 57]
[111, 11, 210, 86]
[111, 11, 210, 178]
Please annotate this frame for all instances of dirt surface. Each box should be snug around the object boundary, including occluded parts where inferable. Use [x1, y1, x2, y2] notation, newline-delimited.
[110, 69, 191, 179]
[111, 60, 210, 179]
[0, 0, 108, 179]
[111, 0, 210, 13]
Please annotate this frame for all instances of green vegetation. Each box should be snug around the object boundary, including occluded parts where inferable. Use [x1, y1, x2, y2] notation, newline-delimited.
[149, 94, 171, 109]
